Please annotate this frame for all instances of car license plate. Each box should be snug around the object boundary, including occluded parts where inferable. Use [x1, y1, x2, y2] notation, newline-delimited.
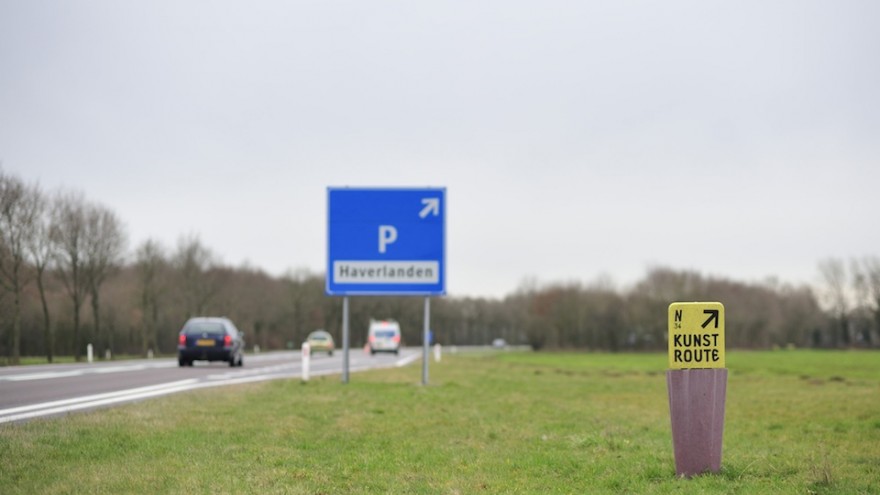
[196, 339, 215, 346]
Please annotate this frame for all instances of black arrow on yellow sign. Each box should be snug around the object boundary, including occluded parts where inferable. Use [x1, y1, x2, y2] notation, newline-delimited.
[701, 309, 720, 329]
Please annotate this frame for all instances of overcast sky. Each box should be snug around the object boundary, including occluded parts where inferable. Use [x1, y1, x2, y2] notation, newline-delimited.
[1, 1, 878, 298]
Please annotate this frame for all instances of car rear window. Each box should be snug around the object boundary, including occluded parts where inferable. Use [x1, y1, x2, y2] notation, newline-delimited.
[373, 330, 397, 338]
[310, 335, 328, 341]
[184, 322, 226, 335]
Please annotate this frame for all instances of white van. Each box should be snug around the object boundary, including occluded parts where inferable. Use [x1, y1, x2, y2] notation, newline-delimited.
[368, 319, 401, 355]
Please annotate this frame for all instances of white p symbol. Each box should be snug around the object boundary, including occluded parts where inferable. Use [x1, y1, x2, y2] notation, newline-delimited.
[378, 225, 398, 253]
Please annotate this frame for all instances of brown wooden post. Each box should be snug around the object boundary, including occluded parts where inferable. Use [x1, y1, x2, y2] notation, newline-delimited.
[667, 368, 727, 476]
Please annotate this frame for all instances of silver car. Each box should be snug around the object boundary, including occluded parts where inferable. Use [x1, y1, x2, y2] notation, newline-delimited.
[368, 319, 401, 355]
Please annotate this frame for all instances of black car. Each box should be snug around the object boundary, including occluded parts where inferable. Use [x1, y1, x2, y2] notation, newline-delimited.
[177, 317, 244, 367]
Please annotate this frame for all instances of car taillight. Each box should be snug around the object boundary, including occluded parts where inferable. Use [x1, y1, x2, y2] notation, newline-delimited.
[392, 335, 401, 343]
[224, 335, 232, 347]
[369, 336, 375, 343]
[178, 334, 186, 346]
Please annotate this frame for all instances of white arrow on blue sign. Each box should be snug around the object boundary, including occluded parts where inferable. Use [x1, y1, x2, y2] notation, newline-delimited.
[326, 187, 446, 296]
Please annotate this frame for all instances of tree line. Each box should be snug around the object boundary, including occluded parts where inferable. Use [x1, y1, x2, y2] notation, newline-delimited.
[1, 169, 878, 364]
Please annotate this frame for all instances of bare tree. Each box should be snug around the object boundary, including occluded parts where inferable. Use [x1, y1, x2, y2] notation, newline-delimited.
[853, 256, 880, 346]
[865, 257, 880, 343]
[173, 234, 218, 318]
[0, 171, 40, 364]
[84, 204, 127, 356]
[26, 184, 56, 362]
[284, 270, 326, 348]
[134, 239, 166, 356]
[52, 192, 90, 361]
[818, 258, 850, 346]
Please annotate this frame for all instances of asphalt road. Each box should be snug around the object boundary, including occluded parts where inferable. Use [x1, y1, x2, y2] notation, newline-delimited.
[0, 348, 421, 424]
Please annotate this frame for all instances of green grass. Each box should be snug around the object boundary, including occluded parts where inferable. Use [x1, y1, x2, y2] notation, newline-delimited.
[1, 350, 878, 494]
[0, 356, 78, 366]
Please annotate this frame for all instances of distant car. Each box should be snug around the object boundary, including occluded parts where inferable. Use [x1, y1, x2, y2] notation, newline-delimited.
[368, 319, 401, 355]
[492, 338, 507, 349]
[178, 317, 244, 367]
[306, 330, 335, 356]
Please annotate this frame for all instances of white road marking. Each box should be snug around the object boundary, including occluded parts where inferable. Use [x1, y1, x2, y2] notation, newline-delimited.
[1, 370, 85, 381]
[395, 353, 422, 367]
[0, 379, 199, 424]
[0, 362, 177, 382]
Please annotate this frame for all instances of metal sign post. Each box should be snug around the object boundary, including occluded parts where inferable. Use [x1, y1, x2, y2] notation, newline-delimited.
[422, 297, 430, 385]
[342, 296, 350, 384]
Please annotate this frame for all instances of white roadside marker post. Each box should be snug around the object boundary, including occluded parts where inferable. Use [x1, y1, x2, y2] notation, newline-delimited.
[302, 343, 310, 382]
[87, 344, 93, 363]
[434, 343, 442, 362]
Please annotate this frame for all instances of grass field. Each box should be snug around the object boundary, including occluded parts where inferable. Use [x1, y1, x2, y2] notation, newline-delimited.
[1, 350, 878, 494]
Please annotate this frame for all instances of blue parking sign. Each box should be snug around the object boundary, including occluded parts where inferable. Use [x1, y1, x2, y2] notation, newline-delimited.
[326, 187, 446, 296]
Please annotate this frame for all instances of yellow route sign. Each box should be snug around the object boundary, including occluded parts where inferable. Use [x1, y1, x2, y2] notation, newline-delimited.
[668, 302, 725, 369]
